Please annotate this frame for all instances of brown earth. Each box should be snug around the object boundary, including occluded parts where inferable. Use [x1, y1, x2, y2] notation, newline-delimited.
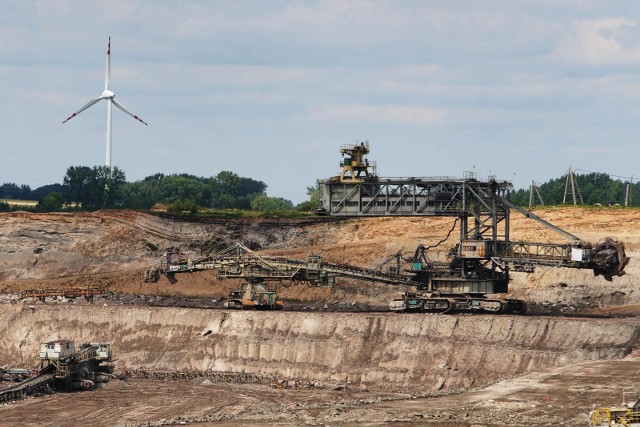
[0, 207, 638, 426]
[0, 207, 637, 308]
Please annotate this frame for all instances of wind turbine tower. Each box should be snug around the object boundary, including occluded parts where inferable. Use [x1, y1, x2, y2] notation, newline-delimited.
[63, 37, 147, 167]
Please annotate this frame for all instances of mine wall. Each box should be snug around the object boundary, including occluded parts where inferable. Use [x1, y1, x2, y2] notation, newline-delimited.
[0, 304, 638, 393]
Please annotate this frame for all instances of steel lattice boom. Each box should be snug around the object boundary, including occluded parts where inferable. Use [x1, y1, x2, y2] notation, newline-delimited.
[144, 243, 419, 287]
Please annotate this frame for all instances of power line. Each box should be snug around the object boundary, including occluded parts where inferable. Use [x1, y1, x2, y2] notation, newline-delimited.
[574, 168, 634, 181]
[573, 168, 634, 206]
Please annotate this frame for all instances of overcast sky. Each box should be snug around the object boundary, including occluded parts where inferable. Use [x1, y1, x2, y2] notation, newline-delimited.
[2, 1, 640, 202]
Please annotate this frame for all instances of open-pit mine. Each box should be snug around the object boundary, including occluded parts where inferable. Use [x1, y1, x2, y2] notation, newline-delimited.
[0, 143, 637, 427]
[0, 203, 638, 426]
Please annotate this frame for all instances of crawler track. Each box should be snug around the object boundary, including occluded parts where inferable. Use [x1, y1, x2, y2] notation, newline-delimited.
[134, 297, 610, 318]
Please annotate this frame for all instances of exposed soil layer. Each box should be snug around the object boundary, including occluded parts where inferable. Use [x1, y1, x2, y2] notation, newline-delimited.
[0, 304, 639, 426]
[1, 304, 638, 394]
[0, 208, 638, 310]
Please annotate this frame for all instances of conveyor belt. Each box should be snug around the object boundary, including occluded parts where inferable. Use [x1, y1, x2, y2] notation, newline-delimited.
[146, 244, 420, 287]
[0, 365, 55, 403]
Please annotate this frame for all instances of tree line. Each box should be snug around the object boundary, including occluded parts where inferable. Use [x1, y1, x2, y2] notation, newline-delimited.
[2, 168, 634, 213]
[0, 166, 301, 213]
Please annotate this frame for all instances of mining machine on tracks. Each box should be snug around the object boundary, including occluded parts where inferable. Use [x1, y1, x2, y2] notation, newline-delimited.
[315, 141, 629, 313]
[224, 282, 283, 310]
[144, 143, 628, 314]
[0, 340, 115, 403]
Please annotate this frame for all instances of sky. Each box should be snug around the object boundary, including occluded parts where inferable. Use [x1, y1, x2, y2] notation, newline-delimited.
[2, 0, 640, 203]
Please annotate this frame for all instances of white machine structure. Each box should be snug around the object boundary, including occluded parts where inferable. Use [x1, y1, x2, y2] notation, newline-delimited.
[0, 339, 116, 402]
[39, 340, 76, 361]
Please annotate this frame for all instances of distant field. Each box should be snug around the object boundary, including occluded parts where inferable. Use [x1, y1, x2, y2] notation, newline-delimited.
[0, 199, 38, 207]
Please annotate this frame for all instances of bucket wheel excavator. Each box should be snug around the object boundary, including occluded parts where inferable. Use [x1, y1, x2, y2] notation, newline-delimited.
[144, 143, 629, 315]
[315, 142, 629, 313]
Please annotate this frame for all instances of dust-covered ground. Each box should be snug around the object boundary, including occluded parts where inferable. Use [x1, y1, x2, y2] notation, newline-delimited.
[2, 349, 639, 427]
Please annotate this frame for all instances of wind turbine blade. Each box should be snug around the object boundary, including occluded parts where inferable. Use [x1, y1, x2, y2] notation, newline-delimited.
[112, 98, 148, 125]
[105, 36, 111, 90]
[62, 96, 104, 123]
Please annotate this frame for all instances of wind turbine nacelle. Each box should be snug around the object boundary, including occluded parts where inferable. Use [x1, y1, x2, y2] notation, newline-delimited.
[101, 89, 115, 99]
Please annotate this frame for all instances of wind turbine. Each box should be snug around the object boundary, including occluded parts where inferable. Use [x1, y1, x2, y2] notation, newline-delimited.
[63, 36, 148, 168]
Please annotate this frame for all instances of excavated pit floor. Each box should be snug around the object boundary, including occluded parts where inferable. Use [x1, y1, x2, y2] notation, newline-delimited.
[0, 303, 639, 426]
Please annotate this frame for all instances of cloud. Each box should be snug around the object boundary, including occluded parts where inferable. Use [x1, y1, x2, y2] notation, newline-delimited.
[5, 0, 640, 200]
[310, 103, 444, 126]
[555, 18, 640, 66]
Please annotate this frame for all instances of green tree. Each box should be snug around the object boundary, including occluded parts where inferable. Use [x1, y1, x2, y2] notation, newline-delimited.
[37, 192, 64, 212]
[296, 182, 321, 211]
[63, 166, 93, 206]
[0, 183, 31, 200]
[210, 171, 241, 209]
[121, 171, 266, 210]
[250, 194, 294, 211]
[167, 199, 199, 214]
[31, 184, 65, 202]
[161, 175, 210, 204]
[93, 166, 127, 208]
[210, 171, 266, 209]
[63, 165, 126, 209]
[120, 174, 164, 209]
